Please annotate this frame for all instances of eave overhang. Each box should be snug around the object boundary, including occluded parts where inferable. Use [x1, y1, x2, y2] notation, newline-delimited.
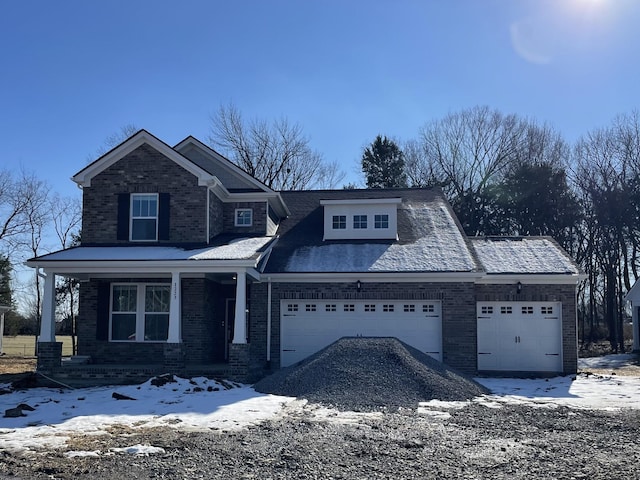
[73, 130, 216, 188]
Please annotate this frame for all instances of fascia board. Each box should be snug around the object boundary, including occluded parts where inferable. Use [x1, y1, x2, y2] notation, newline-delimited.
[73, 131, 215, 188]
[264, 272, 482, 283]
[26, 259, 259, 274]
[320, 198, 402, 205]
[476, 273, 586, 284]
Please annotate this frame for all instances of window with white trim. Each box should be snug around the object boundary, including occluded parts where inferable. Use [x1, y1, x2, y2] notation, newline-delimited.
[332, 215, 346, 229]
[111, 284, 170, 342]
[374, 214, 389, 229]
[353, 215, 367, 229]
[131, 194, 158, 241]
[235, 208, 253, 226]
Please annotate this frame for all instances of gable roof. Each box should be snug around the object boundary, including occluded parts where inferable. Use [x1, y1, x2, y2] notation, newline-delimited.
[174, 136, 273, 193]
[263, 188, 479, 274]
[470, 237, 581, 275]
[73, 130, 216, 188]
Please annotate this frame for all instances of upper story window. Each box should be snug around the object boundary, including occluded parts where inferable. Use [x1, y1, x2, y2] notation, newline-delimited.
[131, 194, 158, 241]
[332, 215, 346, 229]
[353, 215, 367, 229]
[374, 214, 389, 229]
[235, 208, 253, 227]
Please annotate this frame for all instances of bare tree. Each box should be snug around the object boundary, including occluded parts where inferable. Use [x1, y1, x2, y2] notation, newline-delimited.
[51, 195, 82, 354]
[572, 118, 639, 352]
[89, 124, 139, 161]
[209, 103, 344, 190]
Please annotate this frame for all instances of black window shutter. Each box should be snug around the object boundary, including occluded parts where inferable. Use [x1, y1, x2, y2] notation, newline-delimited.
[117, 193, 130, 241]
[158, 193, 170, 241]
[96, 282, 110, 341]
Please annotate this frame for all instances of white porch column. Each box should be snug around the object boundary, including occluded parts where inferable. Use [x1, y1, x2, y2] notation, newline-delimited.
[39, 269, 56, 342]
[232, 270, 247, 344]
[167, 271, 182, 343]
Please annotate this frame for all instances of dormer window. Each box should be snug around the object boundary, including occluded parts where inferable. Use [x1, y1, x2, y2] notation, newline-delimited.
[374, 214, 389, 229]
[321, 198, 401, 240]
[131, 194, 158, 241]
[332, 215, 346, 229]
[353, 215, 367, 229]
[235, 208, 253, 227]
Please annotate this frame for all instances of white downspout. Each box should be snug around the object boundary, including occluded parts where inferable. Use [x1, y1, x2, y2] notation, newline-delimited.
[266, 277, 272, 363]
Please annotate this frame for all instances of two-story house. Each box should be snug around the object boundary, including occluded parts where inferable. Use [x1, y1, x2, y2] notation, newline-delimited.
[28, 130, 584, 384]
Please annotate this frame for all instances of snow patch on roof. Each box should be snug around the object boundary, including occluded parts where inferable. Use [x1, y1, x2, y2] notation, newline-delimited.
[472, 238, 579, 274]
[285, 203, 476, 272]
[34, 237, 273, 262]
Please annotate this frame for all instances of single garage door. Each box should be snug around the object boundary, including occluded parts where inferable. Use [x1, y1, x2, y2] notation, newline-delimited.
[280, 300, 442, 367]
[477, 301, 562, 372]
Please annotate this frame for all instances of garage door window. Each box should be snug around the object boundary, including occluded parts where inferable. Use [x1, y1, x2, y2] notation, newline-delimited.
[344, 304, 355, 312]
[500, 306, 513, 314]
[481, 306, 493, 314]
[364, 304, 376, 312]
[423, 304, 435, 313]
[305, 304, 317, 312]
[522, 306, 534, 314]
[404, 304, 415, 312]
[325, 304, 337, 312]
[287, 304, 298, 312]
[541, 306, 554, 314]
[383, 304, 394, 312]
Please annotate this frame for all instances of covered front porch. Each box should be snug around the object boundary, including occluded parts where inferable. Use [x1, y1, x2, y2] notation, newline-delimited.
[27, 242, 273, 383]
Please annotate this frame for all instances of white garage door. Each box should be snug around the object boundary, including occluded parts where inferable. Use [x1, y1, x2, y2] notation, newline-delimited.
[477, 302, 562, 372]
[280, 300, 442, 367]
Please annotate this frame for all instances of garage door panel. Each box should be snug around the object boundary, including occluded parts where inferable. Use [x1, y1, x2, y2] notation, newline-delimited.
[281, 300, 442, 366]
[477, 302, 562, 372]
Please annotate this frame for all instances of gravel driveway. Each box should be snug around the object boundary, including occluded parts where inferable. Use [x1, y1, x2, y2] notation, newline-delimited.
[2, 400, 639, 480]
[3, 341, 639, 479]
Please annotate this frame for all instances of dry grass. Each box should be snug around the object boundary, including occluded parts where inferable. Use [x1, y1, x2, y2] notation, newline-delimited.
[0, 356, 36, 385]
[2, 335, 74, 356]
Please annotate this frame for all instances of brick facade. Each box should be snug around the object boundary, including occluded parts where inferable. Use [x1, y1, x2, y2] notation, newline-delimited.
[82, 144, 208, 245]
[223, 202, 268, 235]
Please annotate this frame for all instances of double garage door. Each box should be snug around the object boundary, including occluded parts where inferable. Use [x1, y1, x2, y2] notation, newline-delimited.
[477, 301, 563, 372]
[280, 300, 442, 367]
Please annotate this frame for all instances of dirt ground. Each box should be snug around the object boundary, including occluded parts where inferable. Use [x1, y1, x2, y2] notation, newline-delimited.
[0, 356, 36, 385]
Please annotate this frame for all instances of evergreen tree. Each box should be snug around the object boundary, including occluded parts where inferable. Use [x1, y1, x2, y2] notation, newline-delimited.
[361, 135, 407, 188]
[493, 162, 582, 250]
[0, 255, 13, 308]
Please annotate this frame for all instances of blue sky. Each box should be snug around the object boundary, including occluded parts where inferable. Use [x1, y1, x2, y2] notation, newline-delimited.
[2, 0, 639, 198]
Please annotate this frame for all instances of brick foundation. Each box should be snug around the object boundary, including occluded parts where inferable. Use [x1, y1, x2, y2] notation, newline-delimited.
[37, 342, 62, 372]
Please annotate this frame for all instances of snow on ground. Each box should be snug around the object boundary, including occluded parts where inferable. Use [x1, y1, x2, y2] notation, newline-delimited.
[1, 354, 639, 456]
[0, 376, 294, 455]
